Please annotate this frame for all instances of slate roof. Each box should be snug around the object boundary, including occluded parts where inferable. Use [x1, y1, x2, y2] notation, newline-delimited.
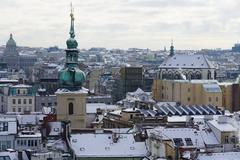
[159, 54, 215, 69]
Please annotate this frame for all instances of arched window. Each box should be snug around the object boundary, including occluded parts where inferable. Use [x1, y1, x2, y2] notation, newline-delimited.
[68, 102, 74, 115]
[161, 71, 167, 79]
[207, 70, 211, 79]
[194, 71, 202, 79]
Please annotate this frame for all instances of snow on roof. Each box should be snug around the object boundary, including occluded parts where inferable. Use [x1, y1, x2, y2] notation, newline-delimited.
[109, 110, 122, 116]
[12, 84, 32, 88]
[208, 119, 238, 132]
[18, 131, 41, 138]
[71, 133, 147, 158]
[86, 103, 119, 114]
[203, 83, 222, 93]
[159, 54, 214, 69]
[147, 127, 206, 148]
[16, 114, 46, 125]
[0, 79, 18, 83]
[197, 152, 240, 160]
[55, 87, 88, 94]
[0, 152, 18, 160]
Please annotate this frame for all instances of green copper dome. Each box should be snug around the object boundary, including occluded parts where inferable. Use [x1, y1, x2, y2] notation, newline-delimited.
[58, 6, 86, 90]
[59, 68, 86, 88]
[66, 37, 78, 49]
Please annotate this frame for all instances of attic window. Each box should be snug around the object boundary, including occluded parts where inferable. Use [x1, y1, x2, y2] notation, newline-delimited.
[72, 139, 77, 143]
[183, 64, 186, 66]
[197, 57, 200, 59]
[80, 147, 85, 151]
[185, 138, 193, 146]
[177, 64, 179, 66]
[201, 64, 204, 66]
[163, 64, 166, 66]
[191, 64, 194, 66]
[173, 138, 184, 146]
[173, 57, 176, 59]
[169, 64, 171, 66]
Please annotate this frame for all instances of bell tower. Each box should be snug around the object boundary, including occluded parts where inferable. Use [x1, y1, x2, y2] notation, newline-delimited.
[56, 4, 87, 129]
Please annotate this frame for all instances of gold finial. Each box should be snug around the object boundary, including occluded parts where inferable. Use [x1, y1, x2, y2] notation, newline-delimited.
[70, 2, 74, 17]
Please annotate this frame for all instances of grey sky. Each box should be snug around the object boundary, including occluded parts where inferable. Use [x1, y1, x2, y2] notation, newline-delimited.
[0, 0, 240, 50]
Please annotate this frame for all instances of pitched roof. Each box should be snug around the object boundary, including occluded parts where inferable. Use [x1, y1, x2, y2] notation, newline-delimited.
[159, 54, 215, 69]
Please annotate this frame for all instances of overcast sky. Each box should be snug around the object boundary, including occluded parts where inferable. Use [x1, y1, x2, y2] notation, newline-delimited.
[1, 0, 240, 50]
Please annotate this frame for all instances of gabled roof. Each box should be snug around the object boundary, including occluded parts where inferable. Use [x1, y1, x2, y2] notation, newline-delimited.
[159, 54, 215, 69]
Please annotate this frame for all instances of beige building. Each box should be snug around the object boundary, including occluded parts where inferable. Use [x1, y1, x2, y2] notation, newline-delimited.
[56, 89, 88, 129]
[152, 79, 222, 107]
[7, 84, 35, 113]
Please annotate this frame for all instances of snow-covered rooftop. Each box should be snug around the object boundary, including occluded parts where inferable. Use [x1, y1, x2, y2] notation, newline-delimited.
[197, 152, 240, 160]
[55, 87, 88, 94]
[208, 119, 238, 132]
[71, 133, 147, 158]
[159, 54, 215, 69]
[86, 103, 118, 114]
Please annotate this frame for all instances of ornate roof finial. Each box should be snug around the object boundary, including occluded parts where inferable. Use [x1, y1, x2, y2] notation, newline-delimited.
[66, 2, 78, 49]
[170, 39, 174, 57]
[69, 2, 75, 39]
[10, 33, 13, 39]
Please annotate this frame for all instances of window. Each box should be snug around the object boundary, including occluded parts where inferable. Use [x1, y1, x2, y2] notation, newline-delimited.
[29, 99, 32, 104]
[130, 114, 133, 119]
[0, 122, 8, 131]
[18, 99, 21, 104]
[187, 97, 191, 102]
[225, 136, 229, 143]
[17, 90, 20, 94]
[208, 97, 212, 102]
[173, 138, 184, 146]
[12, 99, 16, 104]
[12, 108, 16, 112]
[185, 138, 193, 146]
[188, 88, 191, 92]
[216, 97, 218, 102]
[18, 108, 21, 112]
[68, 102, 74, 115]
[23, 99, 26, 104]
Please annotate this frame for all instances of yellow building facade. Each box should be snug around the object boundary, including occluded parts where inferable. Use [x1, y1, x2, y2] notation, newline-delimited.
[152, 79, 223, 107]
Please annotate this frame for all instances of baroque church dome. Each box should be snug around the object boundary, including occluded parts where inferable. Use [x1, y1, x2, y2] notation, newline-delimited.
[6, 34, 16, 48]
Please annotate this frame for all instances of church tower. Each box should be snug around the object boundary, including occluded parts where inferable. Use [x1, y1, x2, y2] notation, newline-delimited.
[56, 5, 87, 129]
